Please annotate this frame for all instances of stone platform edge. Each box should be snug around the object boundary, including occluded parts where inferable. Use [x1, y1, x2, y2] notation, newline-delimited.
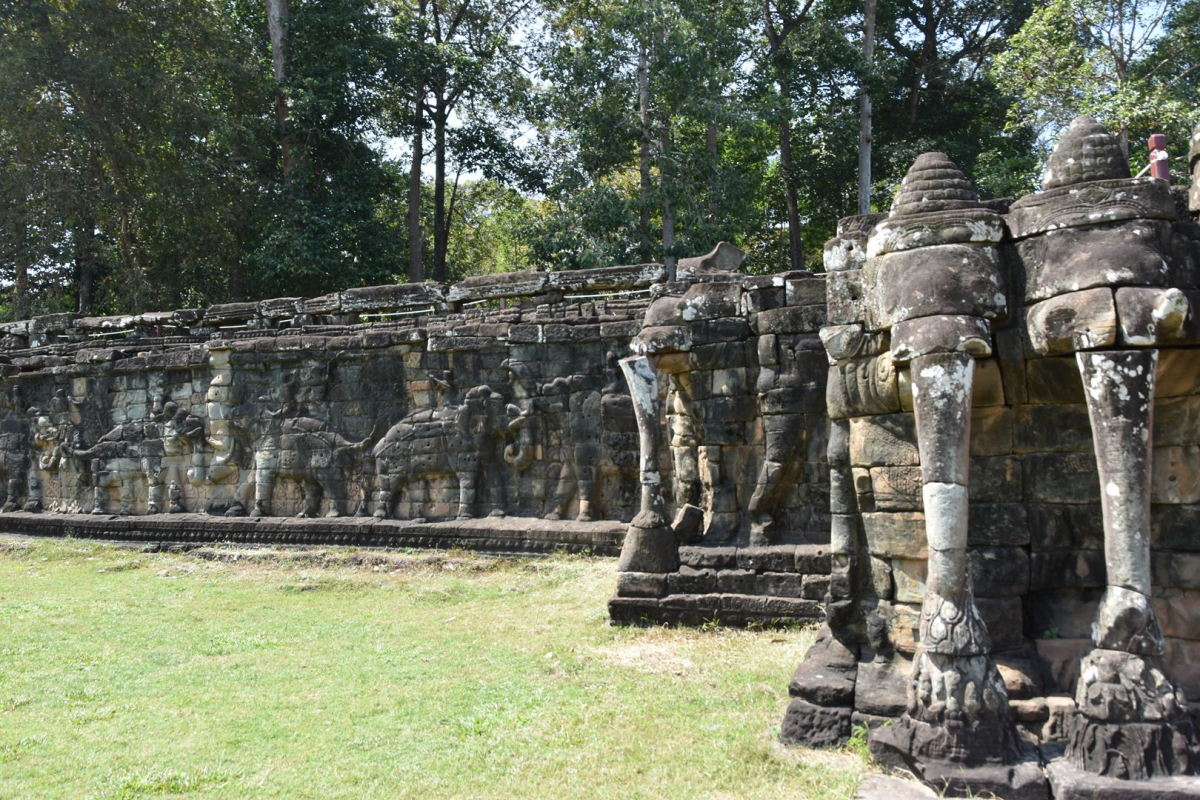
[0, 511, 626, 556]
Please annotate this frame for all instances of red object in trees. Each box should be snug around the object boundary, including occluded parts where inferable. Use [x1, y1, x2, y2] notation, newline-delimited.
[1149, 134, 1170, 183]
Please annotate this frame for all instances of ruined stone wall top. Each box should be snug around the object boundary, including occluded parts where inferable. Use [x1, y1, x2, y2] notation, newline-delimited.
[0, 263, 668, 352]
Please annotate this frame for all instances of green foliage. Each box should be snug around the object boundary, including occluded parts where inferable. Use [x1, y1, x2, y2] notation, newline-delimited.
[442, 181, 536, 282]
[0, 0, 275, 317]
[847, 723, 872, 760]
[251, 0, 406, 298]
[993, 0, 1195, 157]
[1, 0, 1190, 316]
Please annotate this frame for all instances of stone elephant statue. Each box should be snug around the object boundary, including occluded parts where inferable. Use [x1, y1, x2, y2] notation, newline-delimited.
[249, 415, 384, 518]
[372, 385, 527, 521]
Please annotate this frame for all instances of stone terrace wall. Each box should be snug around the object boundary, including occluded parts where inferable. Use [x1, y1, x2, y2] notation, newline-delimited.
[0, 265, 671, 553]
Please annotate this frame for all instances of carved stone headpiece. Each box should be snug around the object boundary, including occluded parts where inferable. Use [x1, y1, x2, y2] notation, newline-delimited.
[890, 152, 980, 217]
[1008, 116, 1173, 242]
[1041, 115, 1130, 190]
[867, 153, 1003, 259]
[864, 153, 1007, 329]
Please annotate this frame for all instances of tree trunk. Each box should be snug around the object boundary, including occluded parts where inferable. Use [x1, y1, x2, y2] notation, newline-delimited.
[13, 247, 30, 321]
[408, 94, 425, 283]
[707, 118, 719, 226]
[909, 1, 936, 126]
[266, 0, 294, 176]
[776, 66, 803, 271]
[75, 216, 97, 314]
[637, 42, 652, 260]
[661, 122, 676, 281]
[228, 231, 244, 301]
[858, 0, 877, 215]
[706, 40, 720, 228]
[117, 202, 146, 312]
[433, 95, 448, 283]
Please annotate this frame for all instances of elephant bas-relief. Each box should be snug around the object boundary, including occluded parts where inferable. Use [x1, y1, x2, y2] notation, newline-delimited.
[248, 414, 385, 518]
[0, 413, 30, 513]
[372, 383, 532, 522]
[68, 418, 165, 516]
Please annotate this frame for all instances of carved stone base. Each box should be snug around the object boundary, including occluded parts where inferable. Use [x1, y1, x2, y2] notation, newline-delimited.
[1066, 713, 1198, 780]
[869, 716, 1047, 799]
[909, 652, 1010, 726]
[870, 712, 1020, 767]
[607, 592, 821, 627]
[1073, 648, 1186, 723]
[1047, 753, 1200, 799]
[780, 699, 853, 747]
[1066, 647, 1199, 778]
[616, 510, 678, 573]
[789, 625, 858, 707]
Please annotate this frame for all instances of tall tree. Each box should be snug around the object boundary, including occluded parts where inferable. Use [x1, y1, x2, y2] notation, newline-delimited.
[267, 0, 295, 175]
[254, 0, 405, 298]
[762, 0, 818, 271]
[408, 81, 426, 283]
[861, 0, 1034, 201]
[395, 0, 534, 283]
[0, 0, 273, 316]
[994, 0, 1190, 154]
[859, 0, 877, 214]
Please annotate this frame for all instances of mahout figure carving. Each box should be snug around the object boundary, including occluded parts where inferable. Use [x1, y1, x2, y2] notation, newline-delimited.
[538, 370, 602, 522]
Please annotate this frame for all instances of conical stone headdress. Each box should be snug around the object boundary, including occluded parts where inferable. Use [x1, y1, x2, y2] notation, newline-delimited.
[890, 152, 981, 217]
[1041, 115, 1130, 190]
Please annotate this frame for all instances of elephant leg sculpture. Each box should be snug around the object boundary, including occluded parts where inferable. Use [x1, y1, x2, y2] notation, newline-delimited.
[373, 460, 397, 520]
[251, 451, 277, 517]
[144, 457, 164, 514]
[1068, 350, 1197, 778]
[908, 352, 1012, 748]
[454, 448, 479, 520]
[1012, 116, 1199, 780]
[857, 153, 1036, 795]
[616, 355, 677, 574]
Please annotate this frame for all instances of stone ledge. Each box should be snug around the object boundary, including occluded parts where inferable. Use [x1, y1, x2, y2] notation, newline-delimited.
[608, 592, 822, 626]
[677, 543, 831, 574]
[1045, 752, 1200, 799]
[0, 512, 625, 556]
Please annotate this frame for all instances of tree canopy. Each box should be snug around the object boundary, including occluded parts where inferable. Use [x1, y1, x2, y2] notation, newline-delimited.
[1, 0, 1196, 318]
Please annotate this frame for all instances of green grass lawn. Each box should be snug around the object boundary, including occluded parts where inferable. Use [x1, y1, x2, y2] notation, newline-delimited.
[0, 537, 869, 799]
